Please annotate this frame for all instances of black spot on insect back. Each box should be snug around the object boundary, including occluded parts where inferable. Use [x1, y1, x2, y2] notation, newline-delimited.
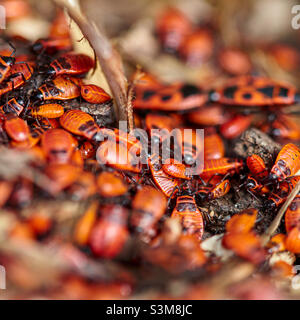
[161, 94, 172, 101]
[180, 84, 200, 98]
[243, 93, 252, 100]
[278, 86, 288, 98]
[257, 86, 274, 98]
[142, 90, 156, 101]
[223, 85, 238, 99]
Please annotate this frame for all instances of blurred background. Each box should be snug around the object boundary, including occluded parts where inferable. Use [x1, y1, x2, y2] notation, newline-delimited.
[3, 0, 300, 85]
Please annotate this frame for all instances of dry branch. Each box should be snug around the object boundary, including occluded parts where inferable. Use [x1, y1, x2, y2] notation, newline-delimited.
[54, 0, 129, 123]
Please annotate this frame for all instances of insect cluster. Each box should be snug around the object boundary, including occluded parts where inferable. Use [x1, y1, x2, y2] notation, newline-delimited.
[0, 3, 299, 299]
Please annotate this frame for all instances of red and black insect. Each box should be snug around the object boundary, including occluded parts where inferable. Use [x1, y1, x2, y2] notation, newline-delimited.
[46, 53, 94, 77]
[49, 9, 71, 39]
[187, 104, 231, 126]
[285, 225, 300, 254]
[133, 83, 207, 112]
[33, 76, 82, 101]
[226, 208, 258, 233]
[162, 158, 192, 180]
[45, 163, 82, 195]
[209, 76, 300, 108]
[226, 208, 258, 234]
[171, 193, 204, 241]
[269, 143, 300, 181]
[175, 128, 203, 166]
[59, 109, 100, 140]
[0, 53, 15, 83]
[130, 185, 167, 241]
[97, 140, 142, 173]
[218, 47, 252, 75]
[81, 84, 111, 104]
[196, 179, 231, 201]
[266, 176, 300, 210]
[244, 174, 270, 198]
[74, 200, 98, 246]
[79, 141, 95, 160]
[0, 96, 27, 115]
[145, 113, 182, 145]
[200, 157, 244, 180]
[4, 113, 29, 142]
[97, 171, 128, 198]
[99, 128, 143, 156]
[259, 114, 300, 141]
[246, 154, 268, 179]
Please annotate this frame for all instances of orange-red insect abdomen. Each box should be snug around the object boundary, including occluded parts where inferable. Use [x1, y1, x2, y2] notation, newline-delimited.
[200, 158, 243, 179]
[41, 128, 75, 164]
[246, 154, 268, 179]
[81, 84, 111, 104]
[60, 110, 100, 139]
[97, 171, 128, 198]
[47, 53, 94, 77]
[35, 76, 82, 101]
[285, 194, 300, 233]
[96, 140, 142, 173]
[4, 114, 29, 142]
[220, 114, 252, 139]
[148, 154, 179, 197]
[131, 186, 167, 237]
[31, 103, 64, 118]
[133, 83, 207, 112]
[162, 159, 192, 180]
[171, 195, 204, 240]
[285, 226, 300, 254]
[270, 143, 300, 180]
[225, 208, 258, 234]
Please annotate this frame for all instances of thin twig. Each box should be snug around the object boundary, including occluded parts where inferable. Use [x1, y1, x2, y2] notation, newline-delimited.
[126, 84, 135, 132]
[262, 181, 300, 245]
[54, 0, 129, 123]
[126, 69, 144, 132]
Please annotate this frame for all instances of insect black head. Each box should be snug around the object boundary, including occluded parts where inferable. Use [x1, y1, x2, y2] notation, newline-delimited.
[32, 41, 43, 53]
[32, 91, 43, 101]
[245, 178, 256, 189]
[196, 191, 207, 202]
[265, 199, 276, 211]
